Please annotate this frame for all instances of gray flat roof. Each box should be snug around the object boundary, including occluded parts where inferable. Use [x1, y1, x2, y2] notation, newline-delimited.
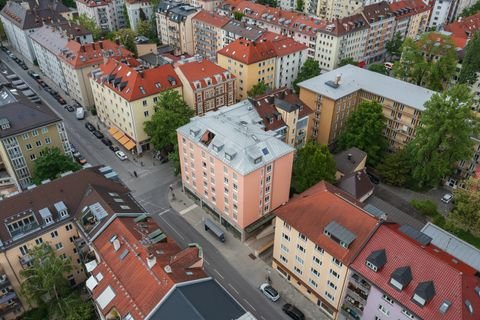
[421, 222, 480, 271]
[298, 64, 436, 111]
[152, 279, 247, 320]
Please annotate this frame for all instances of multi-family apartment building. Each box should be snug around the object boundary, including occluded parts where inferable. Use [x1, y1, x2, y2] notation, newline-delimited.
[0, 166, 127, 319]
[298, 64, 436, 150]
[0, 0, 70, 63]
[315, 14, 369, 71]
[0, 90, 71, 189]
[175, 58, 236, 115]
[272, 181, 381, 319]
[156, 1, 198, 56]
[221, 19, 266, 46]
[177, 100, 295, 240]
[389, 0, 431, 40]
[90, 58, 182, 154]
[125, 0, 154, 31]
[252, 88, 313, 148]
[428, 0, 476, 29]
[192, 10, 231, 62]
[360, 1, 395, 64]
[30, 25, 93, 93]
[343, 223, 480, 320]
[59, 40, 132, 108]
[188, 0, 222, 11]
[76, 0, 125, 31]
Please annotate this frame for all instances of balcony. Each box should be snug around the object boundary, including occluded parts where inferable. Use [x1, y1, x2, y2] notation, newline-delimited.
[10, 221, 40, 239]
[0, 274, 10, 290]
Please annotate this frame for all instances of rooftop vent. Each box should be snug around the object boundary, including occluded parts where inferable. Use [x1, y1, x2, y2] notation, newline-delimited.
[439, 300, 451, 314]
[390, 266, 412, 291]
[366, 249, 386, 272]
[325, 80, 339, 89]
[189, 127, 200, 137]
[412, 281, 435, 307]
[147, 254, 156, 269]
[324, 220, 357, 248]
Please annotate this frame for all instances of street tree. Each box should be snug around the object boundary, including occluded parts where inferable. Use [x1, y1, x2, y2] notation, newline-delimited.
[338, 57, 358, 67]
[337, 100, 388, 166]
[113, 28, 138, 56]
[377, 148, 412, 187]
[393, 33, 457, 91]
[247, 81, 269, 97]
[291, 141, 336, 193]
[368, 63, 388, 75]
[460, 0, 480, 16]
[137, 20, 156, 41]
[233, 12, 245, 21]
[32, 148, 81, 184]
[296, 0, 304, 11]
[407, 85, 480, 188]
[257, 0, 278, 7]
[458, 31, 480, 85]
[293, 58, 320, 93]
[20, 244, 93, 320]
[144, 90, 194, 173]
[62, 0, 76, 8]
[74, 14, 102, 40]
[385, 32, 403, 58]
[447, 178, 480, 237]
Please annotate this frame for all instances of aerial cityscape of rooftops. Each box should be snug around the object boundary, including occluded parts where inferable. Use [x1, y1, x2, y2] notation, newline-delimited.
[0, 0, 479, 318]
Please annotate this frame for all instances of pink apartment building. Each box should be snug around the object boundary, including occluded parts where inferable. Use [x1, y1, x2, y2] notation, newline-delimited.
[177, 100, 295, 240]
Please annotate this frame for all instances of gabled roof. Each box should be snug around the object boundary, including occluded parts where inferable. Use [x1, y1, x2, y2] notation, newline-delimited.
[361, 1, 394, 24]
[335, 169, 374, 201]
[317, 14, 368, 36]
[93, 59, 182, 102]
[218, 38, 276, 64]
[389, 0, 431, 20]
[259, 32, 308, 56]
[222, 20, 266, 41]
[445, 12, 480, 43]
[274, 181, 380, 264]
[192, 10, 230, 28]
[59, 40, 132, 69]
[176, 59, 234, 91]
[351, 224, 480, 320]
[1, 0, 68, 30]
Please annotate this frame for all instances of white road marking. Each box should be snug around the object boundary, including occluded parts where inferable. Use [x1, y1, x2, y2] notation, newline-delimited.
[157, 209, 170, 216]
[214, 269, 224, 279]
[228, 284, 239, 295]
[159, 217, 185, 240]
[243, 299, 256, 312]
[204, 259, 210, 265]
[179, 204, 198, 215]
[261, 316, 267, 320]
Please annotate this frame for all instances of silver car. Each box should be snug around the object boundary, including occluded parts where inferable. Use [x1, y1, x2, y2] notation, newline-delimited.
[259, 283, 280, 302]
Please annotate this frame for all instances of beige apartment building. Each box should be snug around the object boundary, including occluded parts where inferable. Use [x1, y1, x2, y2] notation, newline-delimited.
[90, 58, 182, 154]
[59, 40, 132, 108]
[273, 181, 380, 319]
[0, 97, 71, 190]
[156, 1, 198, 56]
[298, 64, 435, 150]
[192, 10, 230, 62]
[175, 58, 236, 115]
[0, 166, 134, 319]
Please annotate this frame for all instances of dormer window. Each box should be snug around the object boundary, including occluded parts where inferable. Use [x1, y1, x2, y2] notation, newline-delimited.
[390, 266, 412, 291]
[324, 221, 356, 249]
[39, 208, 53, 225]
[412, 281, 435, 307]
[366, 249, 386, 272]
[254, 156, 262, 164]
[54, 201, 68, 219]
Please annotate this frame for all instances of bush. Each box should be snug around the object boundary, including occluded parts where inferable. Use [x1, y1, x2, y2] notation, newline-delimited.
[90, 107, 97, 116]
[410, 199, 439, 217]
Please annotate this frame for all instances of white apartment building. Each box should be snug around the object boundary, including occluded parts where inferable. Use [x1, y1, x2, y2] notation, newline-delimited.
[76, 0, 118, 31]
[361, 2, 395, 64]
[429, 0, 454, 29]
[125, 0, 154, 31]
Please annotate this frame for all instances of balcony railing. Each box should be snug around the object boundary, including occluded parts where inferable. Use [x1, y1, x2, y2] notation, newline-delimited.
[10, 221, 40, 239]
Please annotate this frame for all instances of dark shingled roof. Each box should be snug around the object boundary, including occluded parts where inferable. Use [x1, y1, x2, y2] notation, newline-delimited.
[334, 147, 367, 175]
[1, 0, 69, 30]
[335, 169, 374, 201]
[366, 248, 387, 269]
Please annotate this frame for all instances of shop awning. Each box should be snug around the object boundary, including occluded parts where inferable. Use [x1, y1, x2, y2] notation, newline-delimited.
[118, 136, 129, 145]
[108, 127, 119, 136]
[123, 140, 136, 150]
[113, 131, 124, 140]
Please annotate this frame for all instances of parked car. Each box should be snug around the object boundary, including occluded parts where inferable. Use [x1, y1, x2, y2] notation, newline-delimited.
[64, 105, 75, 112]
[109, 145, 119, 152]
[70, 143, 77, 153]
[28, 70, 40, 79]
[282, 304, 305, 320]
[441, 193, 453, 204]
[73, 152, 87, 164]
[20, 63, 28, 70]
[85, 122, 95, 132]
[56, 97, 66, 105]
[92, 130, 104, 139]
[259, 283, 280, 302]
[115, 150, 128, 161]
[101, 137, 112, 146]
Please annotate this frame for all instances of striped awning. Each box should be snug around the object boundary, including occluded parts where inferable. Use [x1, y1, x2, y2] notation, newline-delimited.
[123, 140, 136, 150]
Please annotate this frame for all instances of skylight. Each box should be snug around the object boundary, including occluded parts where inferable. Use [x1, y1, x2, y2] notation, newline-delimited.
[139, 86, 146, 94]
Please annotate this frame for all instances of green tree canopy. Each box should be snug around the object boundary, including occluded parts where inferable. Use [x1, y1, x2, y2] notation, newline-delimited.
[233, 12, 245, 21]
[460, 0, 480, 17]
[393, 33, 457, 91]
[385, 32, 403, 57]
[247, 81, 269, 97]
[407, 85, 480, 188]
[368, 63, 388, 75]
[337, 100, 388, 166]
[377, 148, 412, 187]
[73, 14, 102, 40]
[291, 141, 336, 193]
[296, 0, 304, 11]
[32, 148, 81, 184]
[293, 58, 320, 93]
[61, 0, 76, 8]
[448, 178, 480, 237]
[256, 0, 277, 7]
[458, 31, 480, 84]
[113, 28, 138, 56]
[20, 244, 93, 320]
[338, 58, 358, 67]
[137, 19, 156, 41]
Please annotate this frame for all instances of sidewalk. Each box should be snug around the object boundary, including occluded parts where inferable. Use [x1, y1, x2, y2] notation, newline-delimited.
[169, 184, 329, 320]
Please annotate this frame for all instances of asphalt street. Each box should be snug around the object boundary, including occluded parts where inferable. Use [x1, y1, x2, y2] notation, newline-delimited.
[0, 51, 290, 320]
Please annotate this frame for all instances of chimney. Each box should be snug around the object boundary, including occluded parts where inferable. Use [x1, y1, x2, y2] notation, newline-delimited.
[335, 74, 341, 85]
[147, 254, 156, 269]
[347, 153, 352, 160]
[113, 239, 120, 251]
[357, 171, 362, 180]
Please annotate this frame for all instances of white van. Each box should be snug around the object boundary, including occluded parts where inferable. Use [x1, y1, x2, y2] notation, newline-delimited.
[76, 107, 85, 120]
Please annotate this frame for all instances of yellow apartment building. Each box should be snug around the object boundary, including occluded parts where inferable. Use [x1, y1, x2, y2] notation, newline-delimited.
[90, 58, 182, 154]
[192, 10, 230, 62]
[298, 64, 435, 150]
[272, 181, 381, 319]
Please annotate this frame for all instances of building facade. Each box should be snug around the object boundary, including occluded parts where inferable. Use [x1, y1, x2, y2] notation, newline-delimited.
[175, 58, 236, 115]
[75, 0, 123, 31]
[298, 65, 435, 150]
[59, 40, 132, 108]
[125, 0, 154, 31]
[90, 58, 182, 154]
[192, 10, 230, 62]
[272, 181, 380, 319]
[177, 101, 295, 240]
[389, 0, 431, 40]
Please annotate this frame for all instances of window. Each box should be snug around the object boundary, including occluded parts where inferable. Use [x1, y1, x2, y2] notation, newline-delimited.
[401, 309, 416, 319]
[329, 269, 340, 279]
[295, 255, 304, 265]
[299, 233, 307, 241]
[35, 238, 43, 245]
[294, 266, 303, 275]
[308, 278, 318, 288]
[35, 140, 42, 147]
[55, 242, 63, 250]
[30, 154, 36, 161]
[266, 164, 272, 172]
[19, 245, 28, 256]
[327, 280, 337, 290]
[266, 176, 271, 183]
[280, 254, 288, 263]
[142, 100, 147, 106]
[383, 294, 394, 305]
[22, 133, 29, 140]
[51, 230, 59, 238]
[325, 291, 335, 301]
[281, 244, 289, 253]
[297, 244, 306, 253]
[378, 304, 390, 316]
[315, 245, 324, 254]
[26, 143, 32, 150]
[45, 137, 51, 144]
[65, 224, 73, 231]
[32, 129, 38, 137]
[282, 233, 290, 241]
[144, 111, 149, 117]
[283, 221, 291, 230]
[332, 257, 343, 267]
[311, 267, 320, 277]
[41, 127, 48, 134]
[313, 256, 321, 265]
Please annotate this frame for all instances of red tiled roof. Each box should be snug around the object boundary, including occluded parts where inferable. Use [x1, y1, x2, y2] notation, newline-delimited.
[176, 59, 235, 90]
[317, 14, 368, 36]
[90, 217, 207, 318]
[362, 1, 393, 23]
[259, 32, 308, 56]
[95, 59, 182, 101]
[193, 10, 230, 28]
[218, 38, 276, 64]
[59, 40, 132, 69]
[274, 181, 380, 264]
[389, 0, 431, 20]
[351, 224, 480, 320]
[445, 12, 480, 42]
